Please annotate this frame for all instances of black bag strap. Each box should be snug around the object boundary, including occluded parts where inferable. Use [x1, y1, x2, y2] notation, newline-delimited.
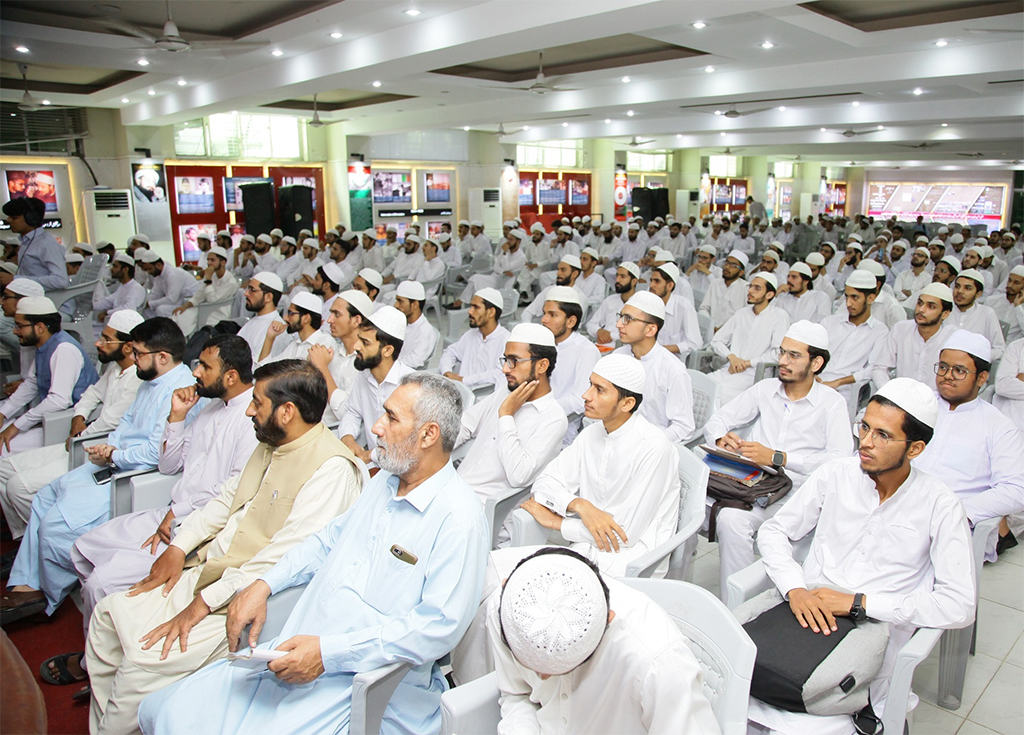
[852, 695, 884, 735]
[707, 498, 752, 543]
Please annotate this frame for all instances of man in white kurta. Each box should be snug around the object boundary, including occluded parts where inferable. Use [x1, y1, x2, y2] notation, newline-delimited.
[137, 251, 199, 319]
[256, 291, 335, 367]
[993, 337, 1024, 433]
[440, 289, 511, 391]
[984, 265, 1024, 342]
[704, 321, 854, 592]
[394, 281, 439, 370]
[86, 362, 363, 735]
[171, 247, 238, 336]
[587, 262, 640, 346]
[235, 272, 287, 364]
[947, 269, 1006, 361]
[308, 289, 373, 422]
[649, 263, 702, 357]
[871, 283, 957, 388]
[72, 334, 260, 627]
[700, 251, 750, 330]
[775, 264, 832, 324]
[893, 247, 933, 300]
[93, 253, 147, 319]
[138, 374, 488, 735]
[457, 229, 528, 302]
[540, 287, 600, 444]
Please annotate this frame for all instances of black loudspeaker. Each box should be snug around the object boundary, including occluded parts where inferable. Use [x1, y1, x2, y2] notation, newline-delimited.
[278, 185, 314, 238]
[239, 182, 275, 237]
[652, 187, 670, 221]
[631, 188, 652, 222]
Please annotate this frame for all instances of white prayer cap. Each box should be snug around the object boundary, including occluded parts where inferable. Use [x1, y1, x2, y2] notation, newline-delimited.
[208, 246, 228, 260]
[321, 261, 346, 286]
[761, 250, 780, 263]
[196, 231, 212, 241]
[367, 305, 406, 341]
[475, 287, 503, 311]
[338, 289, 375, 318]
[699, 244, 717, 256]
[790, 262, 813, 279]
[875, 377, 939, 428]
[857, 260, 885, 278]
[113, 251, 135, 266]
[599, 223, 612, 232]
[358, 268, 383, 290]
[785, 320, 829, 350]
[920, 282, 953, 303]
[847, 233, 863, 243]
[508, 228, 528, 242]
[625, 291, 666, 321]
[217, 229, 231, 238]
[405, 234, 422, 245]
[386, 224, 399, 233]
[618, 261, 641, 279]
[299, 228, 313, 238]
[107, 309, 144, 334]
[301, 237, 318, 250]
[713, 217, 723, 225]
[251, 271, 284, 293]
[530, 222, 545, 232]
[627, 222, 641, 231]
[257, 233, 273, 245]
[326, 228, 339, 237]
[6, 277, 43, 297]
[895, 238, 911, 248]
[978, 245, 994, 259]
[942, 329, 991, 363]
[545, 285, 582, 306]
[653, 249, 675, 263]
[0, 262, 17, 276]
[359, 229, 375, 240]
[136, 249, 161, 264]
[503, 220, 517, 228]
[513, 218, 522, 226]
[845, 270, 878, 290]
[752, 272, 778, 290]
[805, 252, 826, 267]
[582, 215, 592, 223]
[929, 238, 944, 247]
[572, 216, 582, 223]
[15, 295, 57, 316]
[281, 236, 297, 247]
[396, 280, 426, 301]
[129, 233, 150, 245]
[592, 353, 646, 394]
[939, 255, 961, 273]
[769, 240, 787, 252]
[458, 219, 470, 227]
[438, 233, 452, 243]
[914, 246, 930, 256]
[290, 291, 323, 315]
[581, 247, 600, 260]
[1010, 265, 1024, 278]
[950, 233, 964, 244]
[65, 253, 85, 264]
[335, 222, 348, 231]
[270, 228, 284, 238]
[915, 235, 930, 243]
[74, 242, 96, 254]
[655, 262, 680, 284]
[560, 254, 582, 270]
[471, 220, 484, 228]
[508, 322, 556, 348]
[726, 250, 749, 268]
[241, 234, 256, 244]
[937, 226, 949, 234]
[423, 237, 439, 248]
[845, 241, 864, 253]
[956, 268, 985, 287]
[558, 225, 573, 235]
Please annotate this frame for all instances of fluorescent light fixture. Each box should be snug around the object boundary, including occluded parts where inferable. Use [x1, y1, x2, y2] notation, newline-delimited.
[137, 59, 150, 66]
[941, 122, 948, 127]
[877, 125, 884, 130]
[704, 66, 715, 73]
[41, 100, 50, 105]
[761, 41, 774, 49]
[714, 110, 723, 116]
[912, 87, 923, 95]
[330, 32, 343, 39]
[720, 131, 726, 137]
[371, 80, 382, 87]
[692, 21, 706, 29]
[604, 119, 611, 124]
[935, 40, 948, 47]
[15, 46, 29, 53]
[626, 110, 635, 116]
[676, 134, 683, 139]
[820, 127, 827, 132]
[522, 125, 530, 130]
[272, 49, 284, 56]
[851, 101, 860, 107]
[621, 76, 631, 83]
[405, 8, 421, 16]
[177, 79, 187, 86]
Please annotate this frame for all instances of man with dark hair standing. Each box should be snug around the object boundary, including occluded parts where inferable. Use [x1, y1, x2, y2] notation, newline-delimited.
[2, 197, 67, 290]
[86, 360, 363, 733]
[2, 318, 200, 624]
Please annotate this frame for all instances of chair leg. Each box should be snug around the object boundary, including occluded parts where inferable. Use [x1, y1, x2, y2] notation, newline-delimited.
[937, 624, 973, 710]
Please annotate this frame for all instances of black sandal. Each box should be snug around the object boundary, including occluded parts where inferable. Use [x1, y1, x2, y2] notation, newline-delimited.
[39, 652, 88, 685]
[72, 684, 92, 702]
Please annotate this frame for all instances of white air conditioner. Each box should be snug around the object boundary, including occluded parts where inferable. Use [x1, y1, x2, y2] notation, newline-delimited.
[82, 189, 136, 245]
[467, 187, 503, 239]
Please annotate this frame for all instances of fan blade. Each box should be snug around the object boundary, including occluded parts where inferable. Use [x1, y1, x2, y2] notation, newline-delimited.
[95, 17, 157, 42]
[480, 85, 534, 92]
[188, 40, 271, 52]
[737, 107, 774, 116]
[548, 86, 581, 92]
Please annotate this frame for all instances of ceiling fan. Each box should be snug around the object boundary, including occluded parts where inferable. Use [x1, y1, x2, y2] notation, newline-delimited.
[956, 152, 986, 158]
[483, 123, 527, 136]
[627, 135, 657, 147]
[895, 142, 941, 149]
[483, 52, 579, 95]
[822, 128, 882, 137]
[95, 0, 269, 55]
[307, 95, 344, 128]
[777, 154, 804, 161]
[713, 147, 743, 155]
[14, 64, 72, 112]
[710, 104, 773, 118]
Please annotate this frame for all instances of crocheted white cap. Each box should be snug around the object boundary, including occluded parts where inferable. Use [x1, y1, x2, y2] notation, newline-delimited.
[939, 256, 961, 273]
[655, 262, 680, 283]
[845, 270, 878, 290]
[338, 289, 375, 318]
[508, 322, 556, 348]
[321, 261, 345, 286]
[874, 378, 939, 428]
[592, 353, 646, 393]
[208, 246, 228, 260]
[751, 271, 778, 290]
[785, 320, 829, 350]
[956, 268, 984, 287]
[257, 233, 273, 244]
[136, 248, 161, 264]
[396, 280, 425, 301]
[107, 309, 144, 334]
[113, 251, 135, 266]
[65, 253, 84, 264]
[15, 296, 57, 316]
[625, 291, 666, 320]
[560, 254, 582, 270]
[367, 305, 406, 341]
[942, 329, 991, 363]
[857, 260, 885, 277]
[920, 282, 953, 303]
[499, 553, 609, 676]
[790, 262, 813, 279]
[270, 228, 284, 238]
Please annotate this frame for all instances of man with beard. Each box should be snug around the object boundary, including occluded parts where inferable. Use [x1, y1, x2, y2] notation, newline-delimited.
[381, 233, 425, 289]
[85, 360, 362, 734]
[984, 264, 1024, 342]
[2, 197, 67, 291]
[686, 244, 722, 296]
[137, 250, 199, 319]
[340, 305, 414, 463]
[236, 272, 286, 363]
[704, 320, 853, 594]
[2, 318, 200, 625]
[541, 287, 600, 444]
[94, 253, 147, 321]
[139, 373, 486, 735]
[520, 255, 587, 322]
[0, 297, 99, 455]
[515, 225, 551, 298]
[774, 263, 832, 325]
[587, 262, 639, 345]
[454, 322, 567, 540]
[947, 269, 1005, 361]
[748, 379, 974, 735]
[0, 310, 142, 544]
[171, 247, 238, 336]
[699, 250, 750, 331]
[440, 289, 510, 391]
[894, 246, 933, 300]
[872, 283, 957, 388]
[307, 290, 374, 421]
[256, 292, 334, 367]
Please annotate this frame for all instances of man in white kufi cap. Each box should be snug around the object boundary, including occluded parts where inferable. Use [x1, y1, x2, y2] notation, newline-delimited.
[93, 251, 148, 319]
[894, 246, 933, 300]
[947, 268, 1005, 360]
[256, 291, 335, 367]
[440, 288, 511, 391]
[138, 250, 200, 319]
[171, 246, 239, 336]
[704, 320, 854, 593]
[393, 280, 440, 369]
[454, 322, 567, 540]
[235, 272, 287, 363]
[0, 310, 143, 540]
[435, 231, 463, 269]
[592, 223, 623, 269]
[749, 377, 974, 735]
[648, 261, 702, 356]
[984, 264, 1024, 342]
[521, 255, 588, 323]
[699, 250, 750, 330]
[461, 219, 492, 260]
[613, 292, 695, 442]
[485, 548, 719, 734]
[587, 261, 640, 345]
[915, 330, 1024, 560]
[774, 262, 832, 324]
[380, 233, 425, 291]
[516, 226, 552, 296]
[685, 244, 722, 296]
[307, 289, 375, 421]
[453, 229, 528, 307]
[708, 272, 790, 403]
[871, 282, 957, 388]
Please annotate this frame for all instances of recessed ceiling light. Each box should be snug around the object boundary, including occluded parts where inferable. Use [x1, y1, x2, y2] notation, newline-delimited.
[704, 66, 715, 73]
[562, 122, 569, 127]
[676, 134, 683, 139]
[761, 41, 774, 49]
[405, 8, 421, 16]
[604, 118, 611, 124]
[935, 40, 948, 47]
[177, 79, 187, 86]
[778, 106, 786, 111]
[621, 76, 631, 83]
[10, 113, 16, 117]
[371, 81, 382, 87]
[820, 127, 827, 132]
[877, 125, 884, 130]
[41, 100, 51, 105]
[272, 49, 284, 56]
[15, 46, 29, 53]
[912, 87, 923, 95]
[941, 122, 949, 127]
[522, 125, 530, 130]
[137, 59, 150, 66]
[121, 97, 130, 103]
[692, 21, 706, 29]
[148, 89, 155, 95]
[851, 100, 860, 107]
[330, 32, 343, 39]
[714, 110, 723, 116]
[463, 126, 470, 131]
[626, 110, 635, 117]
[720, 131, 726, 137]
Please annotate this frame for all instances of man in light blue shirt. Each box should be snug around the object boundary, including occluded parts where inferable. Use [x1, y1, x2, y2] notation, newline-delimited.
[140, 372, 488, 735]
[2, 197, 68, 291]
[2, 318, 200, 623]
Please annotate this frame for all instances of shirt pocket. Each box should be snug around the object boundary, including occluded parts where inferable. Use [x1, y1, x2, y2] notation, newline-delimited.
[361, 544, 425, 615]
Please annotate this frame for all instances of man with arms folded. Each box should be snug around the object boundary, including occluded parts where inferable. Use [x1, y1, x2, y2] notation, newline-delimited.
[817, 270, 889, 404]
[704, 321, 854, 593]
[394, 280, 440, 370]
[235, 272, 286, 364]
[587, 262, 639, 347]
[699, 250, 750, 330]
[451, 229, 527, 308]
[614, 292, 695, 443]
[87, 360, 363, 735]
[540, 287, 600, 444]
[440, 288, 510, 391]
[914, 331, 1024, 561]
[872, 283, 957, 388]
[456, 323, 567, 538]
[139, 373, 487, 735]
[489, 548, 720, 735]
[747, 379, 975, 735]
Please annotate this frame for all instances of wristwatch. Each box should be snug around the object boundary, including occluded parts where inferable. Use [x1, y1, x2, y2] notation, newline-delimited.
[850, 592, 867, 622]
[771, 450, 785, 468]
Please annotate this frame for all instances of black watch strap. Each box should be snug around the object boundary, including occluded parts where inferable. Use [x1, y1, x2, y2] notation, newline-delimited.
[851, 592, 866, 621]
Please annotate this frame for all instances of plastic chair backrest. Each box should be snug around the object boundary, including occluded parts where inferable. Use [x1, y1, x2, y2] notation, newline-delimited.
[446, 308, 470, 344]
[697, 312, 713, 346]
[196, 295, 235, 331]
[72, 254, 107, 285]
[447, 377, 475, 411]
[668, 443, 710, 571]
[686, 369, 720, 436]
[621, 578, 755, 735]
[498, 289, 518, 326]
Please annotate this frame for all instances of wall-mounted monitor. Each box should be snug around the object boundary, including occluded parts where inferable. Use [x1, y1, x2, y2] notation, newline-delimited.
[373, 172, 412, 203]
[538, 178, 566, 206]
[569, 179, 589, 206]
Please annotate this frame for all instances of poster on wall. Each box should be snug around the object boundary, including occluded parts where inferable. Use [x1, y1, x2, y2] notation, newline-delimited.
[731, 183, 747, 205]
[537, 178, 566, 206]
[613, 169, 628, 218]
[224, 177, 272, 211]
[178, 223, 216, 262]
[131, 162, 173, 244]
[713, 184, 732, 205]
[6, 170, 58, 211]
[373, 172, 412, 203]
[519, 179, 535, 206]
[424, 172, 451, 203]
[131, 164, 166, 203]
[375, 222, 407, 242]
[569, 179, 590, 206]
[766, 175, 776, 218]
[426, 220, 447, 239]
[174, 176, 215, 214]
[348, 161, 373, 231]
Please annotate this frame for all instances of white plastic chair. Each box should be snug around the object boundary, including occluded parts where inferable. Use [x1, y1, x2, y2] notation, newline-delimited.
[687, 369, 721, 449]
[41, 407, 76, 446]
[445, 377, 475, 412]
[697, 311, 714, 347]
[111, 470, 181, 518]
[497, 288, 519, 328]
[195, 294, 236, 332]
[444, 308, 470, 349]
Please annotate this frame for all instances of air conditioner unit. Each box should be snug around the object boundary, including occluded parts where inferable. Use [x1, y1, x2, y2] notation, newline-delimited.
[467, 187, 503, 239]
[82, 189, 136, 245]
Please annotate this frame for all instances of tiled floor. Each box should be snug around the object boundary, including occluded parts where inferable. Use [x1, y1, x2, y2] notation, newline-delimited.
[689, 536, 1024, 735]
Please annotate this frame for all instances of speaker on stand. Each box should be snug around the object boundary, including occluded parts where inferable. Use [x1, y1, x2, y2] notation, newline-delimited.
[239, 182, 275, 237]
[278, 185, 315, 238]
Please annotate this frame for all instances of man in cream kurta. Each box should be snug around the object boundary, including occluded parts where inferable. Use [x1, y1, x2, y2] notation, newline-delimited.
[85, 361, 362, 735]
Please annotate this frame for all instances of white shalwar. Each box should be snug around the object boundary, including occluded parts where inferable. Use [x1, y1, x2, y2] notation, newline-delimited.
[703, 380, 854, 591]
[138, 463, 488, 735]
[339, 361, 415, 451]
[550, 331, 600, 443]
[398, 314, 440, 369]
[488, 578, 721, 735]
[439, 325, 511, 390]
[817, 313, 889, 404]
[992, 337, 1024, 432]
[946, 302, 1006, 361]
[751, 458, 975, 735]
[870, 321, 956, 388]
[614, 343, 695, 443]
[71, 389, 258, 626]
[709, 305, 791, 404]
[700, 276, 749, 330]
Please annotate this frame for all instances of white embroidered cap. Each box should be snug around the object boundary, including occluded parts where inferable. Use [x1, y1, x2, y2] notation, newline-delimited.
[874, 378, 939, 428]
[592, 353, 646, 394]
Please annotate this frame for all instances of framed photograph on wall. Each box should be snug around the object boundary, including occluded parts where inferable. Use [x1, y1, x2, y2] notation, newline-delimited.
[424, 172, 451, 203]
[174, 175, 215, 214]
[5, 169, 58, 211]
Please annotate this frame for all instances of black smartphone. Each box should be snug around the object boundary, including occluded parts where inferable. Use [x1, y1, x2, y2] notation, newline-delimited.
[93, 466, 115, 484]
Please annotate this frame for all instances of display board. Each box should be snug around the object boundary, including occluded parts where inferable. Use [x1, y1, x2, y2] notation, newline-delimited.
[5, 169, 59, 211]
[866, 182, 1007, 224]
[372, 171, 412, 203]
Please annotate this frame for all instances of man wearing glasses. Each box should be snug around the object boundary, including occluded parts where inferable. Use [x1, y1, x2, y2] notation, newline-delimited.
[915, 330, 1024, 560]
[2, 317, 200, 625]
[704, 321, 853, 594]
[235, 272, 286, 364]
